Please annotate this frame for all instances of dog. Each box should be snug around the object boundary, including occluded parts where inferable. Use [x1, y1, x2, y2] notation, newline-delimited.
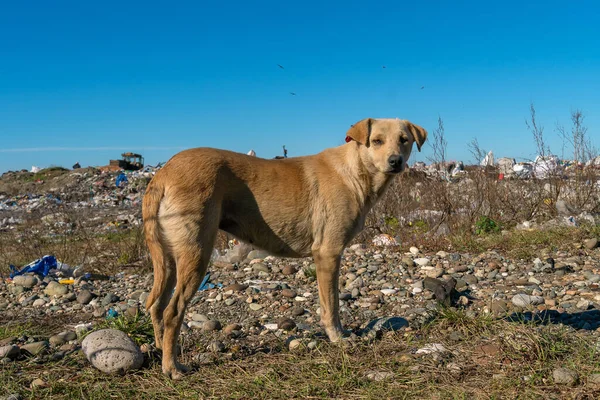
[143, 118, 427, 378]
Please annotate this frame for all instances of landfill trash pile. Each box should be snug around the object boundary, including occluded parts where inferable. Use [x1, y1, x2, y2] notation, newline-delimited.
[0, 165, 161, 212]
[0, 166, 162, 233]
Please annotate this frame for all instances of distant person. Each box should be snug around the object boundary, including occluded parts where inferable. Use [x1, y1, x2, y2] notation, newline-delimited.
[72, 162, 81, 169]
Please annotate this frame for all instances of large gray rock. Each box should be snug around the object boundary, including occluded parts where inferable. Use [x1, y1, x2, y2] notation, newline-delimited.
[12, 275, 38, 288]
[43, 281, 68, 297]
[81, 329, 143, 374]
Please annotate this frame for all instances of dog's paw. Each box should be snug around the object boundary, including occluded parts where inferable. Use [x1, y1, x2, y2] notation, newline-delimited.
[163, 363, 190, 380]
[324, 327, 350, 343]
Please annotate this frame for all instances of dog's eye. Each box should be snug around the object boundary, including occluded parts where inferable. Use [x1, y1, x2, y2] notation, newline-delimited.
[372, 139, 383, 146]
[400, 137, 408, 144]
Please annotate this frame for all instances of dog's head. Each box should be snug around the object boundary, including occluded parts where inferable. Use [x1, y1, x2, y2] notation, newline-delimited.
[346, 118, 427, 174]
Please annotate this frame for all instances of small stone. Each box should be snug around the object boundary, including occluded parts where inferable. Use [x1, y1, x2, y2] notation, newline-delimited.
[44, 281, 68, 297]
[288, 339, 303, 351]
[202, 320, 222, 332]
[247, 250, 270, 260]
[291, 307, 305, 316]
[340, 292, 352, 301]
[553, 367, 578, 385]
[101, 293, 119, 306]
[30, 378, 48, 389]
[409, 247, 419, 255]
[491, 300, 509, 314]
[49, 334, 67, 347]
[426, 268, 444, 279]
[224, 324, 242, 336]
[584, 238, 598, 250]
[281, 289, 297, 298]
[0, 345, 20, 359]
[223, 283, 248, 292]
[249, 303, 263, 311]
[77, 290, 94, 305]
[12, 275, 37, 288]
[512, 294, 544, 308]
[414, 258, 430, 267]
[21, 341, 49, 356]
[191, 313, 209, 322]
[188, 321, 204, 330]
[207, 340, 225, 352]
[277, 318, 296, 331]
[252, 263, 270, 273]
[282, 265, 296, 275]
[32, 298, 46, 307]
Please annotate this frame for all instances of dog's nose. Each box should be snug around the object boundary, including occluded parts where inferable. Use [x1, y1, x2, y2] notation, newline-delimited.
[388, 155, 403, 169]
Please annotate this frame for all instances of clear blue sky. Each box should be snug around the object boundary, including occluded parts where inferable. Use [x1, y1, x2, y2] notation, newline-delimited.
[1, 0, 599, 173]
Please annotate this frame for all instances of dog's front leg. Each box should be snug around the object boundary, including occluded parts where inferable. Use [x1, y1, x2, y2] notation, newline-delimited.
[313, 247, 344, 342]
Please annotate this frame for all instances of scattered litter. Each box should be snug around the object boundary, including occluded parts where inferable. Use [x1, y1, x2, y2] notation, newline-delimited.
[115, 173, 129, 188]
[416, 343, 448, 354]
[533, 155, 560, 179]
[372, 234, 399, 247]
[106, 308, 119, 319]
[58, 278, 75, 285]
[480, 151, 494, 167]
[9, 255, 57, 279]
[198, 272, 223, 291]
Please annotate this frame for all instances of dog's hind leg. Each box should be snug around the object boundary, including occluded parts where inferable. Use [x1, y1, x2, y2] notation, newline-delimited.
[313, 245, 345, 342]
[148, 256, 176, 350]
[160, 212, 218, 379]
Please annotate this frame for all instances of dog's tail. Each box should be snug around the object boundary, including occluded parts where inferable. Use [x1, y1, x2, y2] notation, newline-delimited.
[143, 174, 167, 311]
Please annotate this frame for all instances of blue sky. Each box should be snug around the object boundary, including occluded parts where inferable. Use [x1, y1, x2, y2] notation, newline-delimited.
[1, 0, 598, 173]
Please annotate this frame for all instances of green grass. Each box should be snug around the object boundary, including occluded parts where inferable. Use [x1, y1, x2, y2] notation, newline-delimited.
[87, 312, 155, 346]
[448, 226, 589, 259]
[3, 310, 600, 399]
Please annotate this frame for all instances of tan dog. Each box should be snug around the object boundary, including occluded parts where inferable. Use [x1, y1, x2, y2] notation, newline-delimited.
[143, 118, 427, 378]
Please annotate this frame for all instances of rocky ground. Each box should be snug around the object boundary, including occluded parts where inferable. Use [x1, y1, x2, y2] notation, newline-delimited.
[1, 168, 600, 399]
[2, 233, 600, 398]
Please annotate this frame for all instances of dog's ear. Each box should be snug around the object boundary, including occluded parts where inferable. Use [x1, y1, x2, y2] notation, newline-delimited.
[407, 122, 428, 152]
[346, 118, 372, 146]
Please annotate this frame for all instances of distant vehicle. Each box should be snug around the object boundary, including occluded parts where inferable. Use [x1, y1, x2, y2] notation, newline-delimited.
[109, 152, 144, 171]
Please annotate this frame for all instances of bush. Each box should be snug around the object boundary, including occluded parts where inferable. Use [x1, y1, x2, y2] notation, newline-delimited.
[475, 216, 500, 235]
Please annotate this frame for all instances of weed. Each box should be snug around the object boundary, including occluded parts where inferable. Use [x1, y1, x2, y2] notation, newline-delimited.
[303, 264, 317, 279]
[475, 216, 501, 235]
[87, 312, 154, 346]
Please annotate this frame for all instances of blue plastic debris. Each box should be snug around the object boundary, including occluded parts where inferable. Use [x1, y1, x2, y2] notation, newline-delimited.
[198, 272, 223, 291]
[106, 308, 119, 319]
[115, 173, 128, 187]
[9, 255, 57, 279]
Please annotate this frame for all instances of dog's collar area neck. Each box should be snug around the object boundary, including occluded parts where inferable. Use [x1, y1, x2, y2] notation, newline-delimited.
[345, 136, 353, 143]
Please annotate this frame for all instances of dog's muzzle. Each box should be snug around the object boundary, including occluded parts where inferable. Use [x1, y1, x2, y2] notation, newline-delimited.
[388, 155, 404, 173]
